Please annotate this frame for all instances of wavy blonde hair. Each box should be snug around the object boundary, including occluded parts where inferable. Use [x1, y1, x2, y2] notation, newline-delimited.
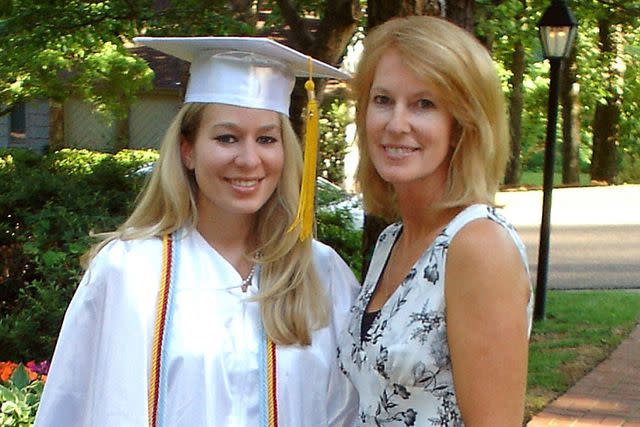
[86, 103, 328, 346]
[354, 16, 510, 221]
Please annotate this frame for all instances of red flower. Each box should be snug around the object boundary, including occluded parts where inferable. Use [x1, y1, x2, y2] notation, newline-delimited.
[0, 361, 18, 382]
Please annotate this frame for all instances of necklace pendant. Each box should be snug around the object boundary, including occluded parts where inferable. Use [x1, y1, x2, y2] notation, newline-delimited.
[240, 265, 255, 293]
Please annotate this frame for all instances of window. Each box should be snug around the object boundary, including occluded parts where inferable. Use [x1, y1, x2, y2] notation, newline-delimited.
[10, 103, 26, 137]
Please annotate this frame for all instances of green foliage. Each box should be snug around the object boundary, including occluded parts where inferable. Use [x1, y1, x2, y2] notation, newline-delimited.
[0, 148, 158, 360]
[316, 181, 363, 281]
[517, 171, 591, 188]
[0, 0, 258, 117]
[618, 152, 640, 183]
[0, 0, 155, 117]
[0, 0, 352, 119]
[318, 100, 351, 184]
[0, 366, 43, 427]
[316, 206, 362, 282]
[478, 0, 640, 184]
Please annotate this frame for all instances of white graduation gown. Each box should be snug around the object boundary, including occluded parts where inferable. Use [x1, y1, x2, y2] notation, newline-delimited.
[34, 229, 359, 427]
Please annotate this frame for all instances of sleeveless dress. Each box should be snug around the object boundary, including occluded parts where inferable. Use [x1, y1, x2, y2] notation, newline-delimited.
[337, 204, 533, 426]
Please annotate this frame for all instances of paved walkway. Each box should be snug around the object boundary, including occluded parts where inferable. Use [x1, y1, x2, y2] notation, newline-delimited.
[526, 322, 640, 426]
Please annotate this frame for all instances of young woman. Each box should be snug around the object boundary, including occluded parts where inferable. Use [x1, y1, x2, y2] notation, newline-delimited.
[35, 37, 358, 427]
[338, 16, 533, 426]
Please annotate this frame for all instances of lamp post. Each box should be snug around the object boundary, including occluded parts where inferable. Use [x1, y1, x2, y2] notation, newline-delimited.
[534, 0, 578, 321]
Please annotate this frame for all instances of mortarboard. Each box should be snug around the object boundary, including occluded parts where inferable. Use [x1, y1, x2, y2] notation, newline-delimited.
[132, 36, 350, 116]
[133, 36, 351, 240]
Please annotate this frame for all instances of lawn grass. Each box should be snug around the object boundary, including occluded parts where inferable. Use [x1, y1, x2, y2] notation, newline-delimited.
[517, 171, 592, 188]
[524, 289, 640, 423]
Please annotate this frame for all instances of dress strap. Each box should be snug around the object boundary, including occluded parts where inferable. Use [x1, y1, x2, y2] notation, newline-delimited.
[442, 204, 494, 239]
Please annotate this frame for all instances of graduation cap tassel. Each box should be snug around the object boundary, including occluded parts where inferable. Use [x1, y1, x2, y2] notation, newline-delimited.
[288, 57, 319, 241]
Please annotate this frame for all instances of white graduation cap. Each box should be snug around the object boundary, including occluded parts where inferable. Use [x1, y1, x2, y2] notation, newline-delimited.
[133, 36, 351, 116]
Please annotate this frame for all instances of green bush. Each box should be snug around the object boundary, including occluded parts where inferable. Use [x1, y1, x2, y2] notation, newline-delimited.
[317, 206, 363, 282]
[318, 100, 351, 184]
[617, 152, 640, 184]
[316, 179, 363, 281]
[0, 148, 158, 360]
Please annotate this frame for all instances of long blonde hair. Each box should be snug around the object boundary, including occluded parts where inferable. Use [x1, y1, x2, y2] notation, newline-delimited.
[86, 103, 328, 345]
[354, 16, 510, 221]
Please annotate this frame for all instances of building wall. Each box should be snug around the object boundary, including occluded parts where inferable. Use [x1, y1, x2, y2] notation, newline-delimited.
[129, 95, 181, 149]
[0, 100, 50, 152]
[64, 95, 180, 151]
[24, 99, 50, 153]
[64, 98, 117, 151]
[0, 114, 8, 148]
[3, 94, 182, 153]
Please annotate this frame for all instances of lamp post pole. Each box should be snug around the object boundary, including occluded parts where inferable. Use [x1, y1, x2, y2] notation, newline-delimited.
[534, 57, 562, 321]
[533, 0, 577, 321]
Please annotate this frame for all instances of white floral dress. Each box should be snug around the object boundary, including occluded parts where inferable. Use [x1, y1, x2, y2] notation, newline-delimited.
[337, 204, 533, 426]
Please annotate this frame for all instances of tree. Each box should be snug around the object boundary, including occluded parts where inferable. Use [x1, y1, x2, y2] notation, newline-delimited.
[0, 0, 360, 128]
[505, 34, 525, 186]
[590, 18, 623, 183]
[0, 1, 154, 117]
[491, 0, 530, 186]
[269, 0, 361, 135]
[368, 0, 442, 29]
[572, 0, 640, 183]
[560, 43, 581, 185]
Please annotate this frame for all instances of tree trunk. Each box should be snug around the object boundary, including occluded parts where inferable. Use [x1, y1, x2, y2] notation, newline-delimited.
[278, 0, 361, 135]
[504, 38, 525, 186]
[48, 102, 65, 151]
[560, 45, 581, 185]
[360, 0, 475, 278]
[367, 0, 443, 29]
[590, 19, 623, 184]
[445, 0, 475, 32]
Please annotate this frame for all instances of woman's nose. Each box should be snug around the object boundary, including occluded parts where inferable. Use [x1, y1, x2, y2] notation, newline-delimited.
[386, 105, 411, 134]
[234, 141, 261, 168]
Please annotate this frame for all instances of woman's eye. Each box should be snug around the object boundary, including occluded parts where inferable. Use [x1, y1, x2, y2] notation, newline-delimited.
[418, 98, 435, 109]
[214, 134, 237, 144]
[257, 136, 278, 145]
[372, 95, 391, 105]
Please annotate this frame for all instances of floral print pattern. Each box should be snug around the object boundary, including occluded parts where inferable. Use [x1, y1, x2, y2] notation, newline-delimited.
[338, 204, 532, 426]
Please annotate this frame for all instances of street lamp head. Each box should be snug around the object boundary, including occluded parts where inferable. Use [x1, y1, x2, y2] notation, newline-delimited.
[538, 0, 578, 59]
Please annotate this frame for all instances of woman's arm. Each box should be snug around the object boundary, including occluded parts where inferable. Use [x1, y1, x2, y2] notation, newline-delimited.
[445, 219, 531, 427]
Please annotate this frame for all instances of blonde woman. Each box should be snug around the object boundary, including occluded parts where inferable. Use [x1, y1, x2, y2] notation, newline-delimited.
[35, 38, 358, 427]
[337, 16, 532, 426]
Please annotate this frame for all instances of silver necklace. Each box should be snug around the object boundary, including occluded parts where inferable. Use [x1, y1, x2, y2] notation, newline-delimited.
[240, 265, 256, 292]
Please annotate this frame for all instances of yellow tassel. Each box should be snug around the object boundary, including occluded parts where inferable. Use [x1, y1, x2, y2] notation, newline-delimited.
[288, 57, 319, 241]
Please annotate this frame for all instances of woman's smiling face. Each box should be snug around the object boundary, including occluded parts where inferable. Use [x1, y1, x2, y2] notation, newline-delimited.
[366, 48, 455, 190]
[181, 103, 284, 221]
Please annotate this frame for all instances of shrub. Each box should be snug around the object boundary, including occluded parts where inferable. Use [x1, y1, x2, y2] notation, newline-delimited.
[317, 206, 363, 282]
[0, 148, 158, 360]
[316, 178, 363, 281]
[318, 100, 351, 184]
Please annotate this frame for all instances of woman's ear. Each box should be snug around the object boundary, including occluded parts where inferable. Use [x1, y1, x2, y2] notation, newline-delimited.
[180, 136, 194, 170]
